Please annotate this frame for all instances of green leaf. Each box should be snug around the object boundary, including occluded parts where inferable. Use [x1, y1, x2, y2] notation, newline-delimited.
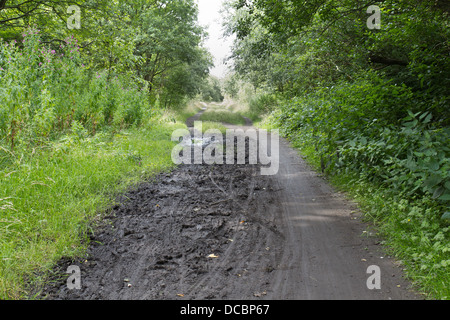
[445, 180, 450, 190]
[432, 187, 444, 199]
[441, 212, 450, 221]
[360, 136, 367, 145]
[438, 193, 450, 201]
[423, 113, 432, 124]
[428, 160, 440, 171]
[419, 111, 429, 120]
[423, 174, 443, 188]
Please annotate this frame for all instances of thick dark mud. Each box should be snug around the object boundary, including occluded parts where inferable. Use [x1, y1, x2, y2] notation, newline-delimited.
[41, 161, 284, 300]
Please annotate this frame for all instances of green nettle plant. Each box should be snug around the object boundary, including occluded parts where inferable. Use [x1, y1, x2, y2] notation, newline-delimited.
[276, 82, 449, 217]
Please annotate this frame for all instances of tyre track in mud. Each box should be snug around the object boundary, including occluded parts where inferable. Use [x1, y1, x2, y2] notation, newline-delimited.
[42, 107, 422, 300]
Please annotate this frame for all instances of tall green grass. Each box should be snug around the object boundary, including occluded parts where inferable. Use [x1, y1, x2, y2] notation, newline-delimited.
[0, 27, 150, 153]
[0, 123, 181, 299]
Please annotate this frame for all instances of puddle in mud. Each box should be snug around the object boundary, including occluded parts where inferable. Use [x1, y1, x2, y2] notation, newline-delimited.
[179, 136, 219, 147]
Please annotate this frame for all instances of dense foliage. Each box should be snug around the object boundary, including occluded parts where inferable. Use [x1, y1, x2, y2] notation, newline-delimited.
[224, 0, 449, 298]
[0, 0, 213, 154]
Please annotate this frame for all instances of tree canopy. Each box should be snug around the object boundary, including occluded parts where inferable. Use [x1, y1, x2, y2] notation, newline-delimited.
[225, 0, 450, 119]
[0, 0, 213, 107]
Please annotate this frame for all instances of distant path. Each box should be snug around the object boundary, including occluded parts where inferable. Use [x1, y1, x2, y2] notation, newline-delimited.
[185, 101, 253, 128]
[185, 108, 206, 128]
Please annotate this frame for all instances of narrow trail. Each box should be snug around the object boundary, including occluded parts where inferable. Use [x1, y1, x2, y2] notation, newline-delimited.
[42, 104, 421, 300]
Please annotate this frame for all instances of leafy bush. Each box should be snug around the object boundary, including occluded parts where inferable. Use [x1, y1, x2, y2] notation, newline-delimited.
[248, 93, 278, 115]
[200, 77, 224, 103]
[275, 76, 450, 218]
[244, 93, 279, 121]
[0, 27, 151, 153]
[337, 112, 450, 206]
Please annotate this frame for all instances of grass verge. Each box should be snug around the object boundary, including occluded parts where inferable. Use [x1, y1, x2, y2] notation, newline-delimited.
[0, 123, 182, 299]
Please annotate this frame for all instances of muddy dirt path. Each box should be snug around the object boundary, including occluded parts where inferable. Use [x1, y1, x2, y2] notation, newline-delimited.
[42, 108, 421, 300]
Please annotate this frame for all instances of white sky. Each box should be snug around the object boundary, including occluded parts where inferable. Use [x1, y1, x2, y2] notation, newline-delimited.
[197, 0, 234, 78]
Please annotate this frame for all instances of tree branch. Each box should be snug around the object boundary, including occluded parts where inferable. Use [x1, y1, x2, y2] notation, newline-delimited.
[369, 55, 408, 66]
[0, 0, 7, 11]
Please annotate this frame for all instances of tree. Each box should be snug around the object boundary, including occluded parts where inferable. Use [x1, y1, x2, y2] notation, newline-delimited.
[0, 0, 214, 108]
[200, 76, 224, 102]
[225, 0, 450, 119]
